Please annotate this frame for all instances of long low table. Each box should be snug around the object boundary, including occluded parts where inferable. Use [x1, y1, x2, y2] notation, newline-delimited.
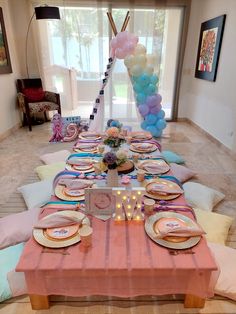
[16, 196, 218, 310]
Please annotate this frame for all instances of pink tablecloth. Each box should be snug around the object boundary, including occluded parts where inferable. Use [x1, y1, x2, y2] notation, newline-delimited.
[16, 201, 218, 298]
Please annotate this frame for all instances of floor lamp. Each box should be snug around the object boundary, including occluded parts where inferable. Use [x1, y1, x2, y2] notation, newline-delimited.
[25, 5, 60, 78]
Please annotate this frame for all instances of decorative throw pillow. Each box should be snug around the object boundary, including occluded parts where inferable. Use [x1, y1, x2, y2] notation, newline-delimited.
[23, 87, 45, 102]
[208, 242, 236, 301]
[40, 150, 71, 165]
[0, 208, 41, 249]
[17, 179, 53, 210]
[194, 208, 233, 245]
[162, 150, 185, 164]
[183, 182, 225, 211]
[0, 243, 24, 302]
[170, 163, 196, 183]
[35, 162, 66, 180]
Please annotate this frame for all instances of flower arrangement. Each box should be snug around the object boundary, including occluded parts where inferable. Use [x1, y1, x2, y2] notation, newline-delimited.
[103, 126, 125, 148]
[102, 150, 128, 170]
[107, 119, 123, 130]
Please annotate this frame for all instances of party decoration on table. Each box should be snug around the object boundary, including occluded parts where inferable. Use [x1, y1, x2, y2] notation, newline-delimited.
[129, 142, 157, 153]
[49, 114, 89, 142]
[33, 211, 90, 248]
[136, 159, 170, 175]
[103, 127, 126, 150]
[49, 113, 64, 142]
[85, 187, 115, 216]
[73, 142, 99, 153]
[112, 187, 145, 221]
[54, 178, 95, 201]
[129, 131, 152, 140]
[79, 131, 102, 140]
[145, 178, 184, 200]
[102, 150, 134, 179]
[145, 212, 203, 249]
[87, 11, 166, 137]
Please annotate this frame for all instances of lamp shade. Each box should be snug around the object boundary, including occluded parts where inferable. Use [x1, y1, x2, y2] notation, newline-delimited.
[35, 6, 60, 20]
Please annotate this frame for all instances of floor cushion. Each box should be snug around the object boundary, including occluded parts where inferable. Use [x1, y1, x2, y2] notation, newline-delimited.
[161, 150, 185, 164]
[40, 150, 71, 165]
[35, 162, 66, 180]
[170, 163, 196, 183]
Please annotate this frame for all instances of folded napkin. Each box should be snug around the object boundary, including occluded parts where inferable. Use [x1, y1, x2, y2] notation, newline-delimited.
[147, 183, 184, 195]
[67, 159, 92, 166]
[156, 224, 205, 239]
[141, 161, 167, 173]
[58, 178, 93, 190]
[34, 213, 84, 229]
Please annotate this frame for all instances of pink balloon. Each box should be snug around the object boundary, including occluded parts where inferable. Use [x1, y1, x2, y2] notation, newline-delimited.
[116, 31, 128, 45]
[115, 48, 126, 59]
[110, 37, 118, 49]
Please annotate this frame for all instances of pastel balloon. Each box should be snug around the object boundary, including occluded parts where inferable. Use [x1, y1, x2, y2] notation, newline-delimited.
[135, 54, 147, 67]
[139, 105, 149, 117]
[141, 120, 148, 130]
[146, 84, 156, 95]
[156, 118, 167, 130]
[133, 82, 143, 93]
[110, 37, 118, 49]
[155, 93, 162, 105]
[144, 65, 154, 75]
[146, 95, 158, 108]
[150, 104, 161, 114]
[130, 64, 143, 76]
[136, 93, 147, 104]
[156, 109, 165, 119]
[137, 73, 150, 87]
[150, 74, 159, 85]
[146, 125, 158, 136]
[124, 54, 134, 68]
[134, 43, 146, 55]
[145, 113, 158, 125]
[115, 48, 126, 59]
[116, 31, 129, 45]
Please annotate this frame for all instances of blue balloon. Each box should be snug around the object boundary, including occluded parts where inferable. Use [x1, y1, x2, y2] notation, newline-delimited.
[146, 125, 159, 137]
[133, 83, 143, 94]
[137, 74, 150, 87]
[145, 113, 158, 125]
[156, 109, 165, 119]
[146, 84, 156, 95]
[150, 74, 159, 85]
[141, 120, 148, 130]
[156, 118, 167, 130]
[136, 93, 147, 104]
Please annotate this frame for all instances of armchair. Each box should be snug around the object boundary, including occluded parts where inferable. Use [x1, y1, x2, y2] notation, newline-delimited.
[16, 78, 61, 131]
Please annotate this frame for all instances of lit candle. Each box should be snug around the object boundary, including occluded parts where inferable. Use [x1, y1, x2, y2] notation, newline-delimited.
[132, 188, 145, 221]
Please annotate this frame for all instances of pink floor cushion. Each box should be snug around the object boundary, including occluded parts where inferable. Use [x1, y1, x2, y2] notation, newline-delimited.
[209, 242, 236, 301]
[0, 208, 41, 249]
[170, 163, 196, 183]
[7, 270, 27, 297]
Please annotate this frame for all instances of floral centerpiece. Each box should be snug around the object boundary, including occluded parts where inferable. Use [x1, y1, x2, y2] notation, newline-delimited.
[102, 149, 128, 170]
[103, 126, 126, 149]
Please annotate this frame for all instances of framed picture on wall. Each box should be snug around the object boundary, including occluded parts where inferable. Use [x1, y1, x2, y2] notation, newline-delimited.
[195, 14, 226, 81]
[0, 7, 12, 74]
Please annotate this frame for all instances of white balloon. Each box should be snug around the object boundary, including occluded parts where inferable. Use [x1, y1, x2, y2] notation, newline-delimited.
[134, 44, 147, 55]
[130, 64, 143, 76]
[144, 65, 154, 75]
[124, 54, 135, 68]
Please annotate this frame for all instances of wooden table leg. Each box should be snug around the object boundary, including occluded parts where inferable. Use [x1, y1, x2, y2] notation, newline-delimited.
[29, 294, 50, 310]
[184, 294, 205, 308]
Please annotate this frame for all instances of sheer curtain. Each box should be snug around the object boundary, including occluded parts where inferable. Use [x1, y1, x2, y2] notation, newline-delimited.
[32, 1, 182, 124]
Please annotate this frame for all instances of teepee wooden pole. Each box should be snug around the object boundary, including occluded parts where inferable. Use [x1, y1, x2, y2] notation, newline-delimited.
[122, 15, 130, 31]
[121, 11, 130, 31]
[107, 12, 118, 35]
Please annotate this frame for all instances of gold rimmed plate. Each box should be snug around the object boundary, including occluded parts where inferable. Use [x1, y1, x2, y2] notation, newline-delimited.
[129, 142, 157, 153]
[79, 131, 102, 140]
[136, 159, 170, 175]
[55, 179, 95, 201]
[145, 178, 183, 200]
[145, 212, 201, 249]
[33, 211, 90, 248]
[129, 131, 152, 140]
[66, 158, 96, 173]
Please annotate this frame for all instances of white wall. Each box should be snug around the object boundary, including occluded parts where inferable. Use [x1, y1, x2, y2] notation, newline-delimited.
[179, 0, 236, 151]
[0, 0, 22, 136]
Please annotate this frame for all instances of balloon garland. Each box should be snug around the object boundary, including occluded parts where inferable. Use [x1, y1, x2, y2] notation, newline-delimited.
[88, 12, 167, 138]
